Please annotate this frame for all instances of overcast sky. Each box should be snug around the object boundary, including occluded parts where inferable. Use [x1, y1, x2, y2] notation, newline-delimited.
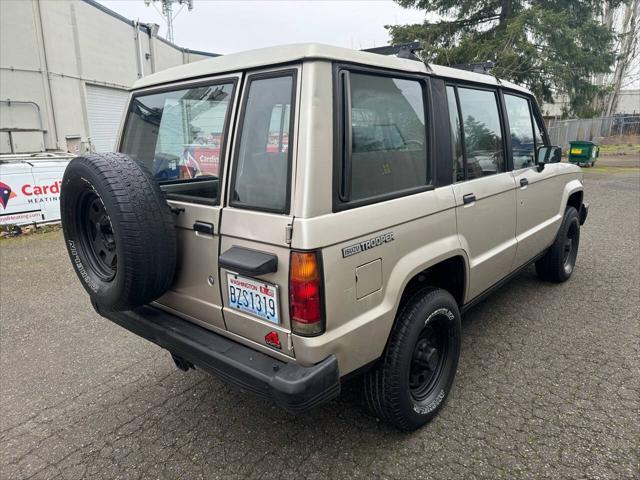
[97, 1, 428, 55]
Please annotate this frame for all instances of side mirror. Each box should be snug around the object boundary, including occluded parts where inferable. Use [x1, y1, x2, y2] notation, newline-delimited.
[535, 145, 561, 171]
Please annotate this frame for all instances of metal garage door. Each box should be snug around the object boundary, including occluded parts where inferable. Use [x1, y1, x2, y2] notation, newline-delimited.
[86, 84, 129, 152]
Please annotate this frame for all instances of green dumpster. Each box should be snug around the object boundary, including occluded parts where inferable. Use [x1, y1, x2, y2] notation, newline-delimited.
[568, 140, 599, 167]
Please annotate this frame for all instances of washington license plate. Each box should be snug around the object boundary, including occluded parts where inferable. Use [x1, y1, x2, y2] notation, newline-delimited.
[226, 274, 280, 324]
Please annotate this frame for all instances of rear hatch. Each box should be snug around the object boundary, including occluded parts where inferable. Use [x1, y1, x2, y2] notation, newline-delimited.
[119, 75, 239, 334]
[217, 68, 300, 357]
[119, 67, 301, 358]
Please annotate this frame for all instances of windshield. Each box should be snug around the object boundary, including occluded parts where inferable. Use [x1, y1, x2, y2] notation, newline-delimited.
[120, 81, 235, 203]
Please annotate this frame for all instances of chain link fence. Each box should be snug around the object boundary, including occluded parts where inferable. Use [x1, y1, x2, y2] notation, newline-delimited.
[546, 115, 640, 149]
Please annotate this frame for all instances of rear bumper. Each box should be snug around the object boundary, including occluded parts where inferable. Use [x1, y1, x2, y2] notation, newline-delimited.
[580, 202, 589, 225]
[92, 303, 340, 413]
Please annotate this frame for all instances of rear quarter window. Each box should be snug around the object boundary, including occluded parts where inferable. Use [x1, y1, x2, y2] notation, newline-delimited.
[336, 70, 430, 208]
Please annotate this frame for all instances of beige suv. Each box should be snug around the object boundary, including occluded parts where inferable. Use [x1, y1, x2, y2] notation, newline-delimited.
[60, 43, 588, 430]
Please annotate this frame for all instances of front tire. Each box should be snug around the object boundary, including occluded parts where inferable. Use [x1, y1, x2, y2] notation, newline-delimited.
[363, 288, 461, 431]
[535, 206, 580, 282]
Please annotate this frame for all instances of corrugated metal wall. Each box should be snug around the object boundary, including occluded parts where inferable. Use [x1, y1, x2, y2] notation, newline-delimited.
[85, 84, 129, 152]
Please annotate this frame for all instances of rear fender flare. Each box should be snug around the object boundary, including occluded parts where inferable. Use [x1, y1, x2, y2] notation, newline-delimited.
[381, 236, 469, 332]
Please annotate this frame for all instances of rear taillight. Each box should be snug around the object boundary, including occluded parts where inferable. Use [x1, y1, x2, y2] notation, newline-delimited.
[289, 250, 324, 336]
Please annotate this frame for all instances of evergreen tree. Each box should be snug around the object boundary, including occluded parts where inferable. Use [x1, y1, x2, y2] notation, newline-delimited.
[387, 0, 625, 117]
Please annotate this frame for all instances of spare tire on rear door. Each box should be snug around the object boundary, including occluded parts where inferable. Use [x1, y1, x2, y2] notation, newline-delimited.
[61, 153, 176, 311]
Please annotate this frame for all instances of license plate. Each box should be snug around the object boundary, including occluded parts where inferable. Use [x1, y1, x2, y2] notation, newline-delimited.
[570, 148, 582, 154]
[226, 274, 280, 324]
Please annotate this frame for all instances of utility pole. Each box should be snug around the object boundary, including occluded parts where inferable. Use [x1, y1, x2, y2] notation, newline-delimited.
[144, 0, 194, 44]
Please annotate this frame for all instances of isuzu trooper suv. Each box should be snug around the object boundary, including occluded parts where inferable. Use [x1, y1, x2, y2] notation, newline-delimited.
[61, 43, 588, 430]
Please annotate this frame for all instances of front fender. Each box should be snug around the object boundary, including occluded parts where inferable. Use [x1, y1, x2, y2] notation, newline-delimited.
[559, 177, 584, 217]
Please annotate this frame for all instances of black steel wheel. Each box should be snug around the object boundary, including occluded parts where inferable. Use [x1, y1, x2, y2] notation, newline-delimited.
[409, 318, 449, 402]
[536, 206, 581, 283]
[562, 217, 579, 276]
[61, 153, 176, 311]
[77, 191, 117, 281]
[363, 288, 461, 431]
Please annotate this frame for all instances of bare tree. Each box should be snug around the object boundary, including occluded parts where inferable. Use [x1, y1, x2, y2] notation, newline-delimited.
[590, 4, 617, 112]
[605, 0, 640, 116]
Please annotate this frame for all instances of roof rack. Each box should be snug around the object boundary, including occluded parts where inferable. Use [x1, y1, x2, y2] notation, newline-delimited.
[362, 42, 423, 62]
[450, 61, 495, 75]
[362, 42, 434, 73]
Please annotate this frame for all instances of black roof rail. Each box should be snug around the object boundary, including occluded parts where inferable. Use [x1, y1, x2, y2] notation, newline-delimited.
[450, 61, 495, 75]
[362, 42, 423, 62]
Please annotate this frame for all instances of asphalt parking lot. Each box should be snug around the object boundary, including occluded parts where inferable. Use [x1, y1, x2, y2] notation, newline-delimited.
[1, 168, 638, 480]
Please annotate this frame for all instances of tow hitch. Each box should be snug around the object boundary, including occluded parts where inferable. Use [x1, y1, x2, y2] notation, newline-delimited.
[171, 353, 195, 372]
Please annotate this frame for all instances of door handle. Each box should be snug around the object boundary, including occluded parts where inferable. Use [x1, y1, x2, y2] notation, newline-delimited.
[219, 246, 278, 276]
[520, 178, 529, 187]
[193, 221, 214, 235]
[463, 193, 476, 205]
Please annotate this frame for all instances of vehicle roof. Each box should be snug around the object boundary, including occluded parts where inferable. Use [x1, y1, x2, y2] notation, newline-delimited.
[0, 152, 74, 163]
[132, 43, 530, 95]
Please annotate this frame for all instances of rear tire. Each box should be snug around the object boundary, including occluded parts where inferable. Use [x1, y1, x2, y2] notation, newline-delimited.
[61, 153, 176, 311]
[363, 288, 461, 431]
[535, 206, 580, 283]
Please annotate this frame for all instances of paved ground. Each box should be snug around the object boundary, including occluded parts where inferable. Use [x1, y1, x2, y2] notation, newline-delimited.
[1, 168, 639, 480]
[586, 155, 639, 168]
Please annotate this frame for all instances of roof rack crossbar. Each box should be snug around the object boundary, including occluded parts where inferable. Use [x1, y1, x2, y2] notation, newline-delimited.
[450, 61, 495, 75]
[361, 42, 433, 72]
[362, 42, 423, 61]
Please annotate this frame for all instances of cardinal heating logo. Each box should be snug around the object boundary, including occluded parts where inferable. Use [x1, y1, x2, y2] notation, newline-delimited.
[0, 182, 17, 209]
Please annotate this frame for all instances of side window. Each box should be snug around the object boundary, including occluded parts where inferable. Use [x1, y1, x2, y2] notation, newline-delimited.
[120, 81, 235, 203]
[446, 86, 464, 182]
[340, 71, 429, 204]
[532, 111, 546, 149]
[457, 87, 505, 179]
[504, 94, 536, 169]
[231, 73, 295, 213]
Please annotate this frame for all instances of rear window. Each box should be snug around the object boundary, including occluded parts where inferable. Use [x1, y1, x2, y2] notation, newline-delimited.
[230, 72, 296, 213]
[120, 80, 236, 204]
[338, 71, 429, 207]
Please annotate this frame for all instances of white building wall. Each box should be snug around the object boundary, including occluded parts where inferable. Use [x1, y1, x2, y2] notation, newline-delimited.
[153, 38, 186, 73]
[0, 0, 217, 153]
[616, 90, 640, 115]
[542, 90, 640, 118]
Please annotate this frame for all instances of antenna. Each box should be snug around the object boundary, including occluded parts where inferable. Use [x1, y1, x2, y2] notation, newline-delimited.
[144, 0, 194, 43]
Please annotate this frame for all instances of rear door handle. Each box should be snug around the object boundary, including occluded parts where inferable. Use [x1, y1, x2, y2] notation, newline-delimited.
[520, 178, 529, 187]
[463, 193, 476, 205]
[219, 246, 278, 276]
[193, 221, 214, 235]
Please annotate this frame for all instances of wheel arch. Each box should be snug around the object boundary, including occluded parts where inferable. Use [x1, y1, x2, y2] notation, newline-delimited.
[398, 255, 467, 310]
[366, 251, 468, 376]
[380, 249, 469, 352]
[561, 179, 584, 216]
[567, 189, 583, 212]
